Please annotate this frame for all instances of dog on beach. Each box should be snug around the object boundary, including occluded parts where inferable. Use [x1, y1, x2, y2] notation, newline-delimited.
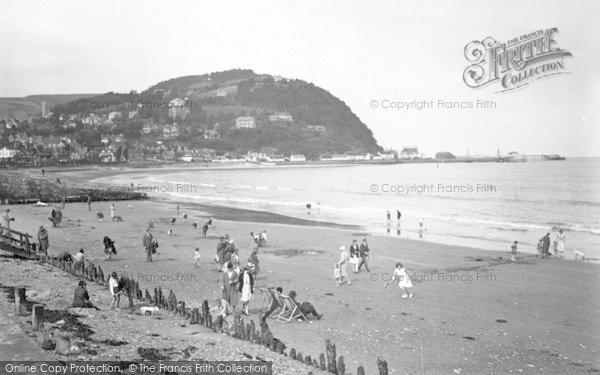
[96, 212, 104, 222]
[574, 250, 586, 260]
[140, 306, 160, 315]
[112, 216, 123, 222]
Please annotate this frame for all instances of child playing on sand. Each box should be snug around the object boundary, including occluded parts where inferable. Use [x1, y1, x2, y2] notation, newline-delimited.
[194, 248, 201, 266]
[510, 241, 518, 262]
[386, 262, 413, 298]
[334, 263, 342, 286]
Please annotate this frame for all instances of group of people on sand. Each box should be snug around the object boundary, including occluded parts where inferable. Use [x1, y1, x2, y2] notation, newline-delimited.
[510, 228, 582, 262]
[535, 229, 581, 259]
[214, 234, 260, 276]
[71, 271, 125, 311]
[335, 238, 415, 298]
[250, 231, 268, 247]
[335, 238, 370, 285]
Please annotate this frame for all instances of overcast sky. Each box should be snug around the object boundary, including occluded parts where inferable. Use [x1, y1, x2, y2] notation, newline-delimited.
[1, 0, 598, 156]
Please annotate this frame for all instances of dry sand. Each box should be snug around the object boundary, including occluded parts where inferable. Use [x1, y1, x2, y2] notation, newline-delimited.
[1, 197, 599, 374]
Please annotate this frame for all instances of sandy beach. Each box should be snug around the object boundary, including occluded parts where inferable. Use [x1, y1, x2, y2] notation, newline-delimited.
[1, 195, 599, 374]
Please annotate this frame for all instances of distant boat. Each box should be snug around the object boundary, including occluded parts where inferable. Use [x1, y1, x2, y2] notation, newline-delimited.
[32, 201, 48, 207]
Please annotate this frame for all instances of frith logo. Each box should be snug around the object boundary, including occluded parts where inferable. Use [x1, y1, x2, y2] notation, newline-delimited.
[463, 28, 572, 92]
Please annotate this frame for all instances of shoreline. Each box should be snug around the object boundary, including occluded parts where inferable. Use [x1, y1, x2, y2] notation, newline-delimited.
[39, 166, 598, 262]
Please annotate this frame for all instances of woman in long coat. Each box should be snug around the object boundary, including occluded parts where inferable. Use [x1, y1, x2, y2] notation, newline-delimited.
[238, 267, 254, 316]
[37, 225, 49, 253]
[221, 263, 239, 310]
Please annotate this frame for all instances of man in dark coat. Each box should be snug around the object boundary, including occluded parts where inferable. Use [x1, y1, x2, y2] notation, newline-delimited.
[358, 238, 370, 272]
[143, 228, 154, 262]
[72, 280, 99, 309]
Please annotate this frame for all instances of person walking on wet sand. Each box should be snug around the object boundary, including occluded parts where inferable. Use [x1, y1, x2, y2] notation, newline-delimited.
[510, 241, 518, 263]
[202, 223, 209, 237]
[337, 245, 351, 285]
[87, 194, 92, 211]
[542, 233, 551, 257]
[386, 211, 391, 225]
[143, 228, 154, 262]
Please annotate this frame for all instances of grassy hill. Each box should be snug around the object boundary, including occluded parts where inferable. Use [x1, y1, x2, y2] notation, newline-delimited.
[47, 69, 382, 158]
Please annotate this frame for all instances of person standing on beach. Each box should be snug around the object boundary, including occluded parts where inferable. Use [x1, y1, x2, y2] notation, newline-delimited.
[397, 210, 401, 222]
[238, 267, 254, 316]
[349, 239, 360, 273]
[358, 238, 370, 272]
[56, 208, 62, 227]
[386, 211, 391, 225]
[556, 229, 566, 259]
[216, 236, 227, 270]
[221, 262, 239, 312]
[37, 225, 49, 253]
[143, 228, 154, 262]
[110, 204, 116, 220]
[194, 248, 201, 266]
[202, 223, 209, 237]
[231, 247, 241, 274]
[248, 246, 260, 278]
[541, 233, 551, 257]
[73, 249, 85, 273]
[536, 239, 544, 258]
[510, 241, 518, 263]
[108, 272, 121, 309]
[87, 194, 92, 212]
[337, 245, 351, 285]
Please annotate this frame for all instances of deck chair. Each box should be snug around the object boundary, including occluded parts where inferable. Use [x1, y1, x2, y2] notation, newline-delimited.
[275, 295, 308, 323]
[259, 288, 272, 311]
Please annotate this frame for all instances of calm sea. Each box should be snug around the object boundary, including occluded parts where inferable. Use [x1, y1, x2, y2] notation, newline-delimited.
[101, 158, 600, 259]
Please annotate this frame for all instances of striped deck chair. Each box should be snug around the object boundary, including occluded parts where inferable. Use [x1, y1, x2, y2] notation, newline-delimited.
[275, 294, 307, 323]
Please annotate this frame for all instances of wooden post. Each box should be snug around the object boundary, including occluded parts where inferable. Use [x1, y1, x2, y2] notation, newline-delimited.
[14, 287, 26, 316]
[153, 288, 159, 306]
[297, 353, 303, 362]
[249, 320, 255, 342]
[191, 308, 199, 324]
[320, 354, 327, 371]
[290, 348, 296, 359]
[376, 358, 388, 375]
[357, 366, 365, 375]
[32, 304, 44, 330]
[337, 356, 345, 375]
[126, 278, 134, 309]
[326, 339, 337, 374]
[313, 359, 319, 368]
[179, 301, 186, 316]
[202, 300, 209, 326]
[305, 355, 312, 365]
[97, 266, 104, 285]
[167, 290, 177, 311]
